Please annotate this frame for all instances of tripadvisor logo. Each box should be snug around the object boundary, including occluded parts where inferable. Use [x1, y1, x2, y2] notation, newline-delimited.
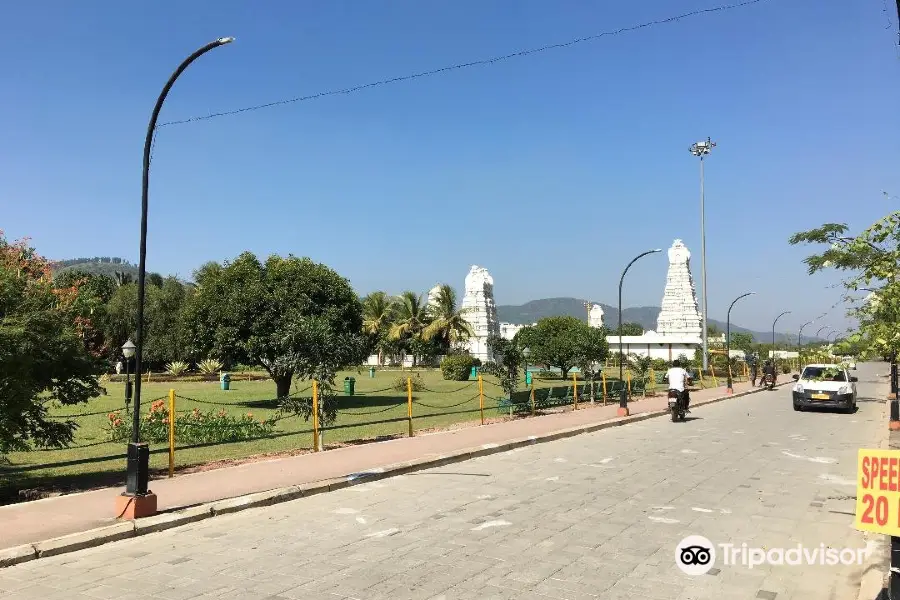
[676, 535, 716, 575]
[675, 536, 870, 574]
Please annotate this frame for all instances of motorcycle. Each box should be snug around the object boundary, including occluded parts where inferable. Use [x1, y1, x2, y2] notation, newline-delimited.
[668, 389, 686, 422]
[764, 373, 775, 390]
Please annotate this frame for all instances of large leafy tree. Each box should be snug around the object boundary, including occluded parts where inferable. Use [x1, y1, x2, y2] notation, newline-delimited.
[104, 277, 191, 367]
[614, 322, 644, 336]
[728, 332, 754, 354]
[516, 316, 609, 377]
[0, 234, 103, 451]
[53, 269, 116, 358]
[422, 284, 473, 350]
[183, 252, 368, 399]
[789, 211, 900, 357]
[362, 291, 394, 366]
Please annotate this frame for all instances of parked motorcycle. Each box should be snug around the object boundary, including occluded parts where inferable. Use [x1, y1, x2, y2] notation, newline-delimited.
[668, 389, 686, 422]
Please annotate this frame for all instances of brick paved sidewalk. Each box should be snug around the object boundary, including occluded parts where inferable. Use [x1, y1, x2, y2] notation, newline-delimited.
[0, 375, 787, 550]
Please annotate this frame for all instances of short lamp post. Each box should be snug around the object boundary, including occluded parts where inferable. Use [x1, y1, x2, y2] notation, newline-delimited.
[618, 248, 662, 416]
[726, 292, 755, 394]
[122, 339, 135, 412]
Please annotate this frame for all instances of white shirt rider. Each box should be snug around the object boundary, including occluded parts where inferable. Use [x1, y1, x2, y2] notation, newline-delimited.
[666, 365, 689, 392]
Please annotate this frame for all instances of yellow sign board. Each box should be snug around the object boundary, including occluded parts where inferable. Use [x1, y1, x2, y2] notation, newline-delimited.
[855, 449, 900, 536]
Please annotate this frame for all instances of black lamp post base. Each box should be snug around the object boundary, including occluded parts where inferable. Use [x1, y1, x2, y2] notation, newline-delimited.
[125, 442, 150, 495]
[618, 389, 629, 416]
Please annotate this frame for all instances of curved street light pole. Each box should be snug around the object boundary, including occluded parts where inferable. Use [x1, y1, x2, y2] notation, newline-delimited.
[772, 311, 791, 367]
[815, 325, 831, 338]
[618, 249, 662, 416]
[127, 37, 235, 505]
[726, 292, 755, 393]
[798, 321, 813, 365]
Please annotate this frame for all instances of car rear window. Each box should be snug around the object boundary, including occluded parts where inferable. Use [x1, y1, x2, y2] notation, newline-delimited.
[801, 367, 846, 381]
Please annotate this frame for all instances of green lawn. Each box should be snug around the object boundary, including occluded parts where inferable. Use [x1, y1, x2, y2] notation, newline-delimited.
[1, 367, 733, 502]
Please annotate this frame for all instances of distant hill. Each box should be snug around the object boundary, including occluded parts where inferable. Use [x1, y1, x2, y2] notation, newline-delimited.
[495, 297, 806, 344]
[51, 257, 139, 280]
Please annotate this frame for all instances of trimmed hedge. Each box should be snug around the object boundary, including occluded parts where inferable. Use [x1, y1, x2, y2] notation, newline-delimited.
[440, 354, 475, 381]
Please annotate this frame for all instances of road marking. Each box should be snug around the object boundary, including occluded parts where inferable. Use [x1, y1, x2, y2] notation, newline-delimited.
[471, 520, 511, 531]
[782, 450, 837, 464]
[333, 508, 359, 514]
[691, 507, 714, 513]
[732, 430, 745, 434]
[719, 508, 732, 514]
[554, 458, 567, 463]
[356, 517, 367, 524]
[818, 474, 855, 487]
[648, 516, 680, 524]
[598, 457, 614, 464]
[477, 495, 492, 500]
[681, 449, 697, 454]
[651, 506, 675, 511]
[545, 476, 559, 482]
[365, 528, 400, 538]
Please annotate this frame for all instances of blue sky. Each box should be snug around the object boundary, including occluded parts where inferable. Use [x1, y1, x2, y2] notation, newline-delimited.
[2, 0, 898, 334]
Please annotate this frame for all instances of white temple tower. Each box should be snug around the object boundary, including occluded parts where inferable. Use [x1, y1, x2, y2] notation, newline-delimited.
[587, 303, 605, 329]
[461, 265, 500, 361]
[655, 239, 702, 338]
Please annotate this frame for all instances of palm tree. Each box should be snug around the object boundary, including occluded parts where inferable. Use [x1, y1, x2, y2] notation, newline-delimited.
[389, 291, 430, 366]
[422, 284, 474, 349]
[362, 291, 394, 366]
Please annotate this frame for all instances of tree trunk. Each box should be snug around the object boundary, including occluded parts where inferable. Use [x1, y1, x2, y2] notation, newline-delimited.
[274, 373, 293, 398]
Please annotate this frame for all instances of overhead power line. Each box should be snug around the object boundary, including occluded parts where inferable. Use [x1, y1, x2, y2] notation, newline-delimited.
[157, 0, 771, 129]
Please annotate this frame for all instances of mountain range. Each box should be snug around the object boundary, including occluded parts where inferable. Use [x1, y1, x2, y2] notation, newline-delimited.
[495, 297, 810, 344]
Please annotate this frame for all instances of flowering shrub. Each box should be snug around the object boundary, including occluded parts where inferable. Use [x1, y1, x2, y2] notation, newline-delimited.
[106, 400, 275, 445]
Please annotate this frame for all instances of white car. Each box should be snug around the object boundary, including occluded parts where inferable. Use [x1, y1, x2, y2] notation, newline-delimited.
[841, 356, 857, 370]
[792, 363, 858, 413]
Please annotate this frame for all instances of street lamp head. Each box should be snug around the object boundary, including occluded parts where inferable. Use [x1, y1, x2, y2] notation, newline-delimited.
[523, 347, 531, 359]
[217, 37, 236, 44]
[652, 248, 662, 253]
[122, 339, 136, 359]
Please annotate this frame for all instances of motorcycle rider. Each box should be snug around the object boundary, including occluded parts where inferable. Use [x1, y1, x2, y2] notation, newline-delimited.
[762, 359, 776, 387]
[666, 359, 691, 412]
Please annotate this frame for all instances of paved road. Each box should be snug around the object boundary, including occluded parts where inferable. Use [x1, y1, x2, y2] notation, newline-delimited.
[1, 365, 887, 600]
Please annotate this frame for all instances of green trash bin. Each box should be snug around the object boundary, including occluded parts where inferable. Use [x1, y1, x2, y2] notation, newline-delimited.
[220, 373, 231, 391]
[369, 367, 376, 378]
[525, 371, 532, 386]
[344, 376, 356, 396]
[470, 366, 478, 379]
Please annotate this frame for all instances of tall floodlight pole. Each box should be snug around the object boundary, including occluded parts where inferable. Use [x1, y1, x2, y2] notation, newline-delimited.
[617, 249, 662, 417]
[690, 138, 716, 371]
[726, 292, 755, 394]
[121, 37, 235, 520]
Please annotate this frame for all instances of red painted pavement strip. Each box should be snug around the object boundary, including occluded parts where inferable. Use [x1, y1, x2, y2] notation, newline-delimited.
[0, 376, 789, 550]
